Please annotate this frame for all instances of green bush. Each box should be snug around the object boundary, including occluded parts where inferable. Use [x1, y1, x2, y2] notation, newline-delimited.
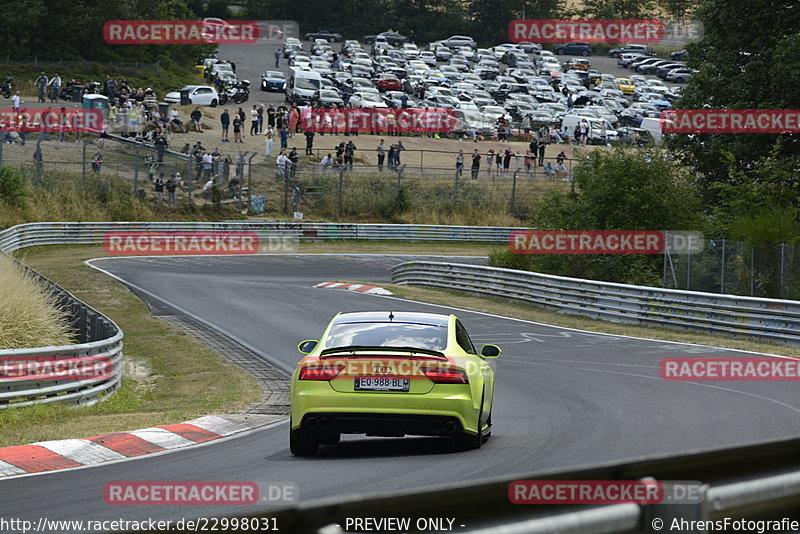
[0, 167, 27, 207]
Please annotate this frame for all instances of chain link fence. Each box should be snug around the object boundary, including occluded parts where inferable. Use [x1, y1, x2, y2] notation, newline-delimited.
[664, 239, 800, 300]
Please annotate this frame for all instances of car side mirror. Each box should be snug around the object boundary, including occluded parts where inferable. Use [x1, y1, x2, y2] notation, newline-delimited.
[480, 344, 501, 358]
[298, 340, 318, 354]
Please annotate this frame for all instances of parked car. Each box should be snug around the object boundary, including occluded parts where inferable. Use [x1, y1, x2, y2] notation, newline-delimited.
[304, 30, 342, 42]
[372, 73, 402, 92]
[164, 85, 219, 106]
[565, 58, 591, 70]
[554, 41, 593, 56]
[665, 68, 696, 83]
[440, 35, 478, 48]
[608, 44, 652, 58]
[363, 31, 409, 46]
[314, 89, 345, 107]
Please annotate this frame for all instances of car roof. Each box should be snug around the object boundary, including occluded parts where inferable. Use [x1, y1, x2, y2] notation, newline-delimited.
[333, 311, 451, 327]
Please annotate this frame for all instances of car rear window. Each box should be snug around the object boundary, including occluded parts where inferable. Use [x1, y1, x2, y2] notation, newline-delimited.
[325, 322, 447, 351]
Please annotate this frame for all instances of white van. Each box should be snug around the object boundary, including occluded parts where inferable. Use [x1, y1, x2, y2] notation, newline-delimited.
[561, 114, 619, 144]
[640, 116, 674, 144]
[286, 67, 322, 105]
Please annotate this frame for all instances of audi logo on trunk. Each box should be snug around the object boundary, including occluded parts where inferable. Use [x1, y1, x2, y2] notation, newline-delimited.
[372, 365, 392, 374]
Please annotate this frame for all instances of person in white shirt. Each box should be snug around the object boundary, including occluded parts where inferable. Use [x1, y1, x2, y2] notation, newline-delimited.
[47, 74, 62, 103]
[202, 178, 215, 192]
[250, 106, 259, 135]
[170, 109, 187, 133]
[202, 152, 213, 179]
[276, 149, 289, 179]
[320, 153, 331, 173]
[12, 92, 20, 109]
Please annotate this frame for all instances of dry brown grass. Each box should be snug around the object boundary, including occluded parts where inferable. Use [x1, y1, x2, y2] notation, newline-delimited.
[0, 253, 74, 349]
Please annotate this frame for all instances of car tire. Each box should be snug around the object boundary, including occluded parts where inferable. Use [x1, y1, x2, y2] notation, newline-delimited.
[556, 49, 565, 55]
[290, 426, 319, 456]
[328, 37, 335, 43]
[581, 50, 591, 57]
[210, 99, 218, 107]
[452, 390, 486, 451]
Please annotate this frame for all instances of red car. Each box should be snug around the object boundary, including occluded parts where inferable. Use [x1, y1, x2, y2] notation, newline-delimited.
[371, 73, 401, 92]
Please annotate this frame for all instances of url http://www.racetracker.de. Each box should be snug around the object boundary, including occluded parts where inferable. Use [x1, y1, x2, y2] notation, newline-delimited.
[0, 516, 280, 533]
[652, 517, 799, 533]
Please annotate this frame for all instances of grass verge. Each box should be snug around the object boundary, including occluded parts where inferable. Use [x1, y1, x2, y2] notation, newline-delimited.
[0, 245, 261, 447]
[0, 253, 74, 349]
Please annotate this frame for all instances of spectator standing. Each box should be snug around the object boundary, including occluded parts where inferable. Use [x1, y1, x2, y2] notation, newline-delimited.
[276, 149, 289, 180]
[470, 149, 481, 180]
[275, 48, 282, 68]
[232, 114, 243, 143]
[304, 128, 315, 156]
[503, 149, 512, 176]
[264, 126, 274, 157]
[202, 151, 213, 179]
[387, 143, 396, 171]
[524, 151, 533, 175]
[496, 150, 503, 174]
[257, 104, 264, 132]
[288, 147, 299, 178]
[537, 139, 547, 166]
[266, 104, 276, 128]
[486, 149, 495, 177]
[154, 174, 164, 206]
[455, 150, 464, 178]
[343, 141, 356, 169]
[394, 141, 405, 167]
[250, 105, 259, 135]
[154, 134, 168, 162]
[34, 72, 48, 103]
[106, 77, 117, 100]
[166, 175, 178, 206]
[190, 107, 202, 133]
[376, 139, 386, 171]
[289, 106, 300, 135]
[279, 126, 289, 149]
[220, 109, 230, 142]
[12, 92, 20, 110]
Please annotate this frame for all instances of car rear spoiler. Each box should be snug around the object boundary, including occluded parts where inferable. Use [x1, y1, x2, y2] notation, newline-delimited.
[319, 346, 447, 359]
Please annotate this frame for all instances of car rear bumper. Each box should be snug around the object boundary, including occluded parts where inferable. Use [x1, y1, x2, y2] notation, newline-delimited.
[291, 382, 478, 434]
[299, 412, 465, 437]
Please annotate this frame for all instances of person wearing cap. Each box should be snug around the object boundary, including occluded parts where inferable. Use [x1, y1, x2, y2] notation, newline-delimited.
[34, 72, 48, 103]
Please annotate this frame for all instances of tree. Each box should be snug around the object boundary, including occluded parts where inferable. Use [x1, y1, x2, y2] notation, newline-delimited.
[667, 0, 800, 209]
[491, 148, 703, 285]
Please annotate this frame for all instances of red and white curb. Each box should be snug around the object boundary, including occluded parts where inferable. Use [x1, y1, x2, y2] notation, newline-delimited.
[314, 282, 393, 295]
[0, 415, 250, 477]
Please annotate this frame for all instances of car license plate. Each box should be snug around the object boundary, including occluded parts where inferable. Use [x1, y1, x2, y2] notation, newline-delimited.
[354, 377, 410, 391]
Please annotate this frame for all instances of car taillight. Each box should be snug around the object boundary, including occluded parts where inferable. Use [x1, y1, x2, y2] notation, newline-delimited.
[422, 364, 468, 384]
[299, 363, 345, 381]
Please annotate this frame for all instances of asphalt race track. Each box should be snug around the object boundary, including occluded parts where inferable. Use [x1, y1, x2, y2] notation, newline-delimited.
[2, 254, 799, 527]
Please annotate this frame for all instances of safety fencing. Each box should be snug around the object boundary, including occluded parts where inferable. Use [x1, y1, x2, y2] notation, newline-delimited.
[0, 261, 123, 408]
[391, 261, 800, 346]
[0, 222, 519, 252]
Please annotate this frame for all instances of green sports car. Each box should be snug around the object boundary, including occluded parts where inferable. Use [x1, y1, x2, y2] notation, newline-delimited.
[289, 311, 501, 456]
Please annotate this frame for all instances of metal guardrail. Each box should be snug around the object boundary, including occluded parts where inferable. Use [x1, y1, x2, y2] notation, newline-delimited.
[232, 435, 800, 534]
[0, 261, 123, 408]
[392, 261, 800, 346]
[0, 222, 519, 253]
